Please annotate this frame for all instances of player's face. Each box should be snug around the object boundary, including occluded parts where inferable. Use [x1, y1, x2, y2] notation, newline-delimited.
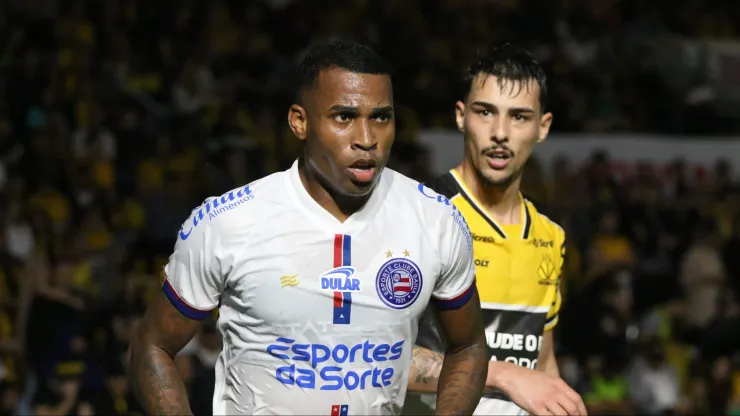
[456, 74, 552, 188]
[289, 68, 395, 197]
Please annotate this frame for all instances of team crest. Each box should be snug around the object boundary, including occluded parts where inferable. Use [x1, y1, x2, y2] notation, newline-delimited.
[537, 254, 556, 286]
[375, 258, 423, 309]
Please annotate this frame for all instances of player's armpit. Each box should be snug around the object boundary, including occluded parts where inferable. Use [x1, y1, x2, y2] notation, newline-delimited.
[408, 346, 445, 394]
[536, 330, 560, 377]
[434, 287, 487, 416]
[128, 291, 203, 415]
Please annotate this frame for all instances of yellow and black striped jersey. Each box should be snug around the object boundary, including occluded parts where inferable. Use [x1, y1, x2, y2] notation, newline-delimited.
[416, 169, 565, 404]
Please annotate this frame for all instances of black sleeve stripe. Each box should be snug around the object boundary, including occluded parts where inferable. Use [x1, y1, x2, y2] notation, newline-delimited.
[545, 314, 558, 325]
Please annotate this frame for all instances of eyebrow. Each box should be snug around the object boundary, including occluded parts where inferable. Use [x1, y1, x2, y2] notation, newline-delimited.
[329, 105, 395, 113]
[471, 101, 535, 113]
[372, 106, 394, 114]
[329, 105, 359, 113]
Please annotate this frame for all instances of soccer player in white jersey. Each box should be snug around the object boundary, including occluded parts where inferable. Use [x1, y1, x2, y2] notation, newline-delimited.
[128, 40, 488, 415]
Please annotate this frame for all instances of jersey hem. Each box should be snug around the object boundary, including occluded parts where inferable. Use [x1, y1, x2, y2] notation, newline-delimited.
[162, 280, 215, 320]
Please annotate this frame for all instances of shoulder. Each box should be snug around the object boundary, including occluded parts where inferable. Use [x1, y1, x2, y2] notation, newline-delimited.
[177, 171, 286, 243]
[425, 172, 462, 199]
[524, 198, 566, 244]
[384, 169, 460, 222]
[383, 169, 472, 247]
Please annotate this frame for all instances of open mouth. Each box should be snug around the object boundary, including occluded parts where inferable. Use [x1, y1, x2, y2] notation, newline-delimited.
[347, 159, 378, 184]
[485, 149, 513, 170]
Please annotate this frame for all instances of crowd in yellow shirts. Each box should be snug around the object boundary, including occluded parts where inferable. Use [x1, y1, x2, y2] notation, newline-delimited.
[0, 0, 738, 415]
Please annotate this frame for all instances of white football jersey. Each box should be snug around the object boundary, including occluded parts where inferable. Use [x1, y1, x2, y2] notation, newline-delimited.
[162, 160, 476, 415]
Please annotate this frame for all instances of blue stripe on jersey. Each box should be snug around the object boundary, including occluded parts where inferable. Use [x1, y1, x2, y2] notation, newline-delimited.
[162, 280, 213, 320]
[333, 234, 353, 325]
[434, 281, 476, 310]
[342, 234, 352, 266]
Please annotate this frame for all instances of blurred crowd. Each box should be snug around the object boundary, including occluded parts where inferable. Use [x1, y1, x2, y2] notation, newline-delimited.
[0, 0, 738, 415]
[522, 153, 740, 415]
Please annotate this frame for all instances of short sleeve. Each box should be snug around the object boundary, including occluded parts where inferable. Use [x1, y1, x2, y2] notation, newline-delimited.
[544, 237, 566, 331]
[431, 206, 476, 310]
[162, 203, 225, 320]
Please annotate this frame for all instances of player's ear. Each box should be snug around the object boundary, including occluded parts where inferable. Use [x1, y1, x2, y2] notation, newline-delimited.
[537, 111, 553, 143]
[288, 104, 308, 141]
[455, 101, 465, 133]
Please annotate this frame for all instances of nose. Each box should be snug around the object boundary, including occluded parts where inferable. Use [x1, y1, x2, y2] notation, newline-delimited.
[490, 116, 509, 143]
[351, 119, 377, 152]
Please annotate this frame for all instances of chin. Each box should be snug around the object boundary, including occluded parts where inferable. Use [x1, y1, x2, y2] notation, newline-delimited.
[482, 171, 517, 187]
[344, 180, 377, 197]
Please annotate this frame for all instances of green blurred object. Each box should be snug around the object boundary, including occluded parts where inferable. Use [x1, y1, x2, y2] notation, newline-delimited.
[583, 374, 629, 404]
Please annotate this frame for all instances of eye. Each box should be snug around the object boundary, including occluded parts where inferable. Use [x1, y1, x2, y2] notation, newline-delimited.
[373, 113, 391, 122]
[477, 110, 492, 117]
[334, 113, 352, 123]
[512, 114, 528, 122]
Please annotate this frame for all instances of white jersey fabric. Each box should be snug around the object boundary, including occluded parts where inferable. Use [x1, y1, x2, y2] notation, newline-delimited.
[162, 160, 476, 415]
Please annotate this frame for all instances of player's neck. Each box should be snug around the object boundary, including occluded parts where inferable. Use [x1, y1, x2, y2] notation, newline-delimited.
[455, 163, 522, 225]
[298, 159, 370, 222]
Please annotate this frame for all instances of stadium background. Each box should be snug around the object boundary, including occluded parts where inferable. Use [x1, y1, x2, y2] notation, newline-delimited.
[0, 0, 738, 414]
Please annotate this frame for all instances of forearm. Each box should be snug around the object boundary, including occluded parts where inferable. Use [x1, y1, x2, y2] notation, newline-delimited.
[408, 346, 444, 394]
[129, 343, 192, 415]
[535, 330, 560, 377]
[408, 348, 524, 396]
[539, 356, 560, 377]
[435, 343, 487, 415]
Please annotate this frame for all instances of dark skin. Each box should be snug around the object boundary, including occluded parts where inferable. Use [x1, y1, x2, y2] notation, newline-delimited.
[288, 67, 395, 219]
[128, 291, 199, 415]
[431, 291, 488, 415]
[128, 67, 487, 415]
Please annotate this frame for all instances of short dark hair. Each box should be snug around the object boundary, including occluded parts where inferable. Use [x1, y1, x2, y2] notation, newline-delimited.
[463, 43, 548, 111]
[296, 39, 389, 102]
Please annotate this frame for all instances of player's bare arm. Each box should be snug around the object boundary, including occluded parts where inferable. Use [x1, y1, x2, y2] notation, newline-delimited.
[409, 333, 567, 388]
[434, 289, 487, 415]
[408, 345, 445, 393]
[128, 291, 201, 415]
[489, 329, 586, 416]
[536, 330, 560, 377]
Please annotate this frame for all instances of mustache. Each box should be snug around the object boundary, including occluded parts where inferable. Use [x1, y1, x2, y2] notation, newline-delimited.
[480, 145, 514, 157]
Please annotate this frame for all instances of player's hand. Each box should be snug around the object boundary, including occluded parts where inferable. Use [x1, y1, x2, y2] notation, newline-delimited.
[490, 362, 587, 415]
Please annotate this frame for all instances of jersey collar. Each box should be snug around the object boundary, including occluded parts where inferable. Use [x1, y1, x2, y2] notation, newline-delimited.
[449, 169, 532, 239]
[284, 159, 390, 234]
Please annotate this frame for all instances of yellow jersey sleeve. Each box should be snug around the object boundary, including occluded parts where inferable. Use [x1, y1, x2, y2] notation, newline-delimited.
[544, 230, 566, 331]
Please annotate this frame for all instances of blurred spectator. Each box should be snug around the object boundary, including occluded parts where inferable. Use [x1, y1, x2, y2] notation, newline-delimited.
[25, 258, 88, 381]
[588, 210, 637, 276]
[77, 356, 142, 416]
[679, 218, 726, 330]
[31, 367, 83, 416]
[706, 356, 734, 416]
[627, 340, 680, 414]
[583, 355, 632, 415]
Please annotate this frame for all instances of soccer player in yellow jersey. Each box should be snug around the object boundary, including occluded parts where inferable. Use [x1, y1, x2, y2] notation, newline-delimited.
[406, 44, 587, 415]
